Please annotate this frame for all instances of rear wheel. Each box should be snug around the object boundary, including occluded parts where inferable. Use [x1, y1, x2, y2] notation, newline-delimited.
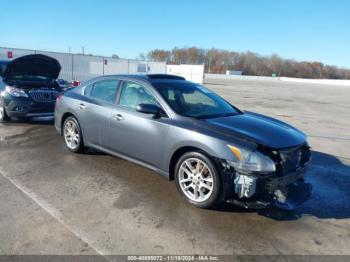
[0, 98, 10, 122]
[63, 116, 85, 153]
[175, 152, 222, 208]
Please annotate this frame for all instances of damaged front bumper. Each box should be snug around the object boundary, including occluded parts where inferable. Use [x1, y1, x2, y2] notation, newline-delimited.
[217, 142, 312, 210]
[221, 164, 312, 210]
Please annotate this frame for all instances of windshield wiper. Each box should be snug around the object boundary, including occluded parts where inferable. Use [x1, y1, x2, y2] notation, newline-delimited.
[194, 115, 209, 119]
[220, 112, 239, 118]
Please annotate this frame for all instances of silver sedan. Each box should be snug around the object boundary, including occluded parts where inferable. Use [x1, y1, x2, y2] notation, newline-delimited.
[55, 74, 311, 209]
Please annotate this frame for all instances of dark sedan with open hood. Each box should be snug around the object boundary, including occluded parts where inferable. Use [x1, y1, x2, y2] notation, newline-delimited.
[55, 74, 312, 210]
[0, 54, 62, 121]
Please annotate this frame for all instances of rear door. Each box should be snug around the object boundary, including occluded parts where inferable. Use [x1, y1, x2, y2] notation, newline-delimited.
[77, 78, 121, 147]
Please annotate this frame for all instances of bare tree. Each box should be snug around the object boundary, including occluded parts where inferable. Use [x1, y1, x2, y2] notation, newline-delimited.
[145, 47, 350, 79]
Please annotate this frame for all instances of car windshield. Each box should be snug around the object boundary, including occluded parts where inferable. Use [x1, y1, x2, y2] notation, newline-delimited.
[153, 81, 241, 119]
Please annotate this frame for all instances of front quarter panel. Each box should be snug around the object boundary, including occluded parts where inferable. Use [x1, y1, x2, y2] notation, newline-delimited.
[162, 118, 257, 174]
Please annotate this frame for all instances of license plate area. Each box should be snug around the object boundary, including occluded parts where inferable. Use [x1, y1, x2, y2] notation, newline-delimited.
[265, 168, 305, 192]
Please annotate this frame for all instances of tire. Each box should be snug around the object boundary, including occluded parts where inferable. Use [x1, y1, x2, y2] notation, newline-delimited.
[175, 151, 222, 208]
[0, 98, 10, 122]
[63, 116, 85, 153]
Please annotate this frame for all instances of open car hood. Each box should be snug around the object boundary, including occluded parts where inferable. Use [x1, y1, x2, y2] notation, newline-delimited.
[4, 54, 61, 80]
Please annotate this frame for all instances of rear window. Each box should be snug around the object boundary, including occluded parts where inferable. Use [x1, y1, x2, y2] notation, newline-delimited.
[84, 83, 93, 96]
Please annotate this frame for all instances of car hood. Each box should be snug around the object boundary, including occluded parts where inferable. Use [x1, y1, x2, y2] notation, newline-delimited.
[4, 54, 61, 80]
[199, 111, 306, 149]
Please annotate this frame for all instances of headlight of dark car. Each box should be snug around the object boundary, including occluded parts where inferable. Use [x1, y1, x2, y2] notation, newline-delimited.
[227, 145, 276, 174]
[5, 86, 29, 98]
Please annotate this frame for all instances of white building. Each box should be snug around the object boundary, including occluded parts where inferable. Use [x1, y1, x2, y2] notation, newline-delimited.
[0, 47, 166, 81]
[167, 64, 204, 84]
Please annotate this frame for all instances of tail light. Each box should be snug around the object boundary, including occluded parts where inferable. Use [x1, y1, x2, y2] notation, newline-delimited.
[70, 81, 80, 87]
[55, 94, 63, 108]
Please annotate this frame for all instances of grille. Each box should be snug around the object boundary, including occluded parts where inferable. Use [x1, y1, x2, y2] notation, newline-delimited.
[29, 89, 58, 102]
[279, 145, 311, 174]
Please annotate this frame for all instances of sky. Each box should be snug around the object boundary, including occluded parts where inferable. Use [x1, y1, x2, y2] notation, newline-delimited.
[1, 0, 349, 68]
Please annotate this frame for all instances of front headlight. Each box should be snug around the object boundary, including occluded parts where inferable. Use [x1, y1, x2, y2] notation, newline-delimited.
[227, 145, 276, 174]
[5, 86, 29, 98]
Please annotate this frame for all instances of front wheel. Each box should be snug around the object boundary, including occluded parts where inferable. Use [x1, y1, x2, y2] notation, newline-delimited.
[0, 99, 10, 122]
[175, 152, 222, 208]
[63, 116, 85, 153]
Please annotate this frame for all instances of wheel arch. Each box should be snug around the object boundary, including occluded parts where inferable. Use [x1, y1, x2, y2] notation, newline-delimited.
[61, 111, 86, 140]
[61, 112, 76, 135]
[168, 146, 218, 181]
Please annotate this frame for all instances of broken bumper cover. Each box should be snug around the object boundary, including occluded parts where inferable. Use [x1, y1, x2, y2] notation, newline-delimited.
[274, 181, 312, 210]
[264, 168, 305, 191]
[227, 181, 312, 210]
[225, 167, 312, 209]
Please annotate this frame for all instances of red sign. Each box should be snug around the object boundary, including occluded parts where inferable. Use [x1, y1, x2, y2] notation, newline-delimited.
[7, 51, 13, 59]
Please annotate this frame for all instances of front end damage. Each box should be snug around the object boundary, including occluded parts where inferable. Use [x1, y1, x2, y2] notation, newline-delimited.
[219, 143, 312, 210]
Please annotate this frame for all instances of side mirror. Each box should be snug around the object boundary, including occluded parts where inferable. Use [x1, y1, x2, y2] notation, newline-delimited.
[136, 104, 165, 117]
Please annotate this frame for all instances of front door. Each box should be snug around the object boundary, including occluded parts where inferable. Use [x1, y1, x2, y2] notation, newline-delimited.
[109, 80, 169, 168]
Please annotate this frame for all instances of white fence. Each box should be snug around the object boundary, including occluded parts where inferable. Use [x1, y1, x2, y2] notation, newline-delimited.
[279, 77, 350, 86]
[205, 74, 350, 86]
[0, 47, 166, 81]
[205, 74, 280, 82]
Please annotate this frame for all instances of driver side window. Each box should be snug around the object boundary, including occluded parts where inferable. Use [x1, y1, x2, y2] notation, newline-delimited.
[119, 81, 159, 110]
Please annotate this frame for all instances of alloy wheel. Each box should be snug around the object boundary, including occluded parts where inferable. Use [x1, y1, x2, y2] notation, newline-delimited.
[178, 158, 214, 203]
[64, 120, 80, 150]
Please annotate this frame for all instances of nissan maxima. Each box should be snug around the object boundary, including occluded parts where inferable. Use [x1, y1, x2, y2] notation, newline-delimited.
[54, 74, 312, 209]
[0, 54, 62, 121]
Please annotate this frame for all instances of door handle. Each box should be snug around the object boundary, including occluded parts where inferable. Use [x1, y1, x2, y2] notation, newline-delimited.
[78, 103, 85, 110]
[112, 113, 124, 121]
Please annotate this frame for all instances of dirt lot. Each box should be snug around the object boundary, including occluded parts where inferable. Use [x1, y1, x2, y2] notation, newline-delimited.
[0, 78, 349, 256]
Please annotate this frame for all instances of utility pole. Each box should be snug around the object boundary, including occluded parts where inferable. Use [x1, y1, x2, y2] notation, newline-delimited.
[82, 46, 85, 56]
[71, 53, 74, 80]
[208, 55, 212, 73]
[68, 46, 71, 54]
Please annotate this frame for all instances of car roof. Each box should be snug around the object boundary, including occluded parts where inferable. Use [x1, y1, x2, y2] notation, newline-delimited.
[79, 74, 194, 89]
[107, 74, 187, 84]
